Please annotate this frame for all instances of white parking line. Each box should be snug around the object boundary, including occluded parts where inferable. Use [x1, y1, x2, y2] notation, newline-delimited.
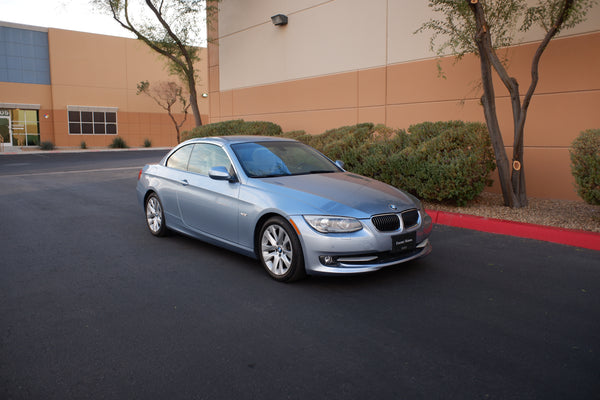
[0, 166, 140, 178]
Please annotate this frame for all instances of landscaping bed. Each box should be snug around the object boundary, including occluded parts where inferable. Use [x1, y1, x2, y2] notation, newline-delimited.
[424, 191, 600, 233]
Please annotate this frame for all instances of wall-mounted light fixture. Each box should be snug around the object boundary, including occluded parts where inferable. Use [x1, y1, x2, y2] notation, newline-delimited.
[201, 93, 208, 98]
[271, 14, 288, 26]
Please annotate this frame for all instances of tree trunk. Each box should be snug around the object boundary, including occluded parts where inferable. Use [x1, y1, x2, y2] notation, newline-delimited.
[479, 67, 517, 208]
[167, 110, 181, 144]
[469, 1, 519, 207]
[507, 0, 575, 208]
[511, 124, 528, 207]
[468, 0, 532, 208]
[189, 90, 202, 128]
[186, 66, 202, 128]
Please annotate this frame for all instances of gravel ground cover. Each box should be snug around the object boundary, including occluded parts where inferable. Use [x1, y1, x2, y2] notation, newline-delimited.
[424, 192, 600, 233]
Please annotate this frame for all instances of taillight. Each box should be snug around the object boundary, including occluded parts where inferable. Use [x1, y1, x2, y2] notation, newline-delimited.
[138, 169, 143, 180]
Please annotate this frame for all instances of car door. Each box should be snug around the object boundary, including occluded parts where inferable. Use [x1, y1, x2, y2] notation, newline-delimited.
[177, 143, 241, 243]
[159, 143, 194, 224]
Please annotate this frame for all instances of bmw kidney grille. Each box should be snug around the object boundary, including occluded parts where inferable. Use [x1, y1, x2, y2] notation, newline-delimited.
[371, 209, 419, 232]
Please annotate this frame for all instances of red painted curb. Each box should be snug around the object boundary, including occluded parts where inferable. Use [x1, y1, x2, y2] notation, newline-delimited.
[426, 209, 600, 251]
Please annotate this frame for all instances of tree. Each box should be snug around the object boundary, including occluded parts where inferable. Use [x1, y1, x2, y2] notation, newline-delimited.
[93, 0, 214, 127]
[418, 0, 597, 208]
[137, 80, 191, 143]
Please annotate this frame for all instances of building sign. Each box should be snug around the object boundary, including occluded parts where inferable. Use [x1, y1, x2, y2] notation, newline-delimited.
[0, 110, 9, 117]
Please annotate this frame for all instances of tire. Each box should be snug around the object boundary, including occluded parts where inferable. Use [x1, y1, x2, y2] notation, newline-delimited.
[145, 193, 168, 237]
[258, 216, 306, 282]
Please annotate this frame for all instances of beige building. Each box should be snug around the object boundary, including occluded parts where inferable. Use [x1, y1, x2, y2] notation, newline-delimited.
[206, 0, 600, 200]
[0, 21, 208, 150]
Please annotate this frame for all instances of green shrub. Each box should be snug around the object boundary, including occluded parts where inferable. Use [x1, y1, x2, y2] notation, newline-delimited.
[289, 123, 408, 183]
[183, 120, 245, 139]
[571, 129, 600, 205]
[144, 138, 152, 148]
[281, 130, 307, 140]
[109, 137, 128, 149]
[40, 141, 55, 151]
[405, 120, 466, 147]
[182, 120, 283, 141]
[80, 141, 87, 149]
[389, 121, 496, 206]
[243, 121, 283, 136]
[184, 119, 496, 206]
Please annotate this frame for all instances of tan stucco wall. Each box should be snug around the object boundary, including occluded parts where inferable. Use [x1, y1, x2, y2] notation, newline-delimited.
[47, 28, 208, 147]
[208, 1, 600, 201]
[0, 82, 55, 142]
[0, 82, 53, 107]
[1, 26, 208, 148]
[217, 0, 600, 91]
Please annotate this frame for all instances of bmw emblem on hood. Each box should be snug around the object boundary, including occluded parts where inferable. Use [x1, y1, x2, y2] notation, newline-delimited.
[389, 204, 398, 211]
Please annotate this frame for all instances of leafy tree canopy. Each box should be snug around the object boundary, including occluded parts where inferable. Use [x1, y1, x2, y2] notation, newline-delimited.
[417, 0, 597, 208]
[93, 0, 219, 127]
[418, 0, 597, 59]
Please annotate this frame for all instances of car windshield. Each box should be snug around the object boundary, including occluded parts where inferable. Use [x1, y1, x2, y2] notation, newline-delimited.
[231, 141, 341, 178]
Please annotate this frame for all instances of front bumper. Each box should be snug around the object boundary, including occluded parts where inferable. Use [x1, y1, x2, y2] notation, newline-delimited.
[290, 212, 433, 276]
[306, 240, 432, 275]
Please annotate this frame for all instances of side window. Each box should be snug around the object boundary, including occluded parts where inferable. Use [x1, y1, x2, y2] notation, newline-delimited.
[188, 144, 232, 176]
[166, 145, 193, 171]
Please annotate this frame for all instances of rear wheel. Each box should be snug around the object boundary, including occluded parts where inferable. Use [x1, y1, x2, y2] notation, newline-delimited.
[145, 193, 167, 237]
[259, 216, 305, 282]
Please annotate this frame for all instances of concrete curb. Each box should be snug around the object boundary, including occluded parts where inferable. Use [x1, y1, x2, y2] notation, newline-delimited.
[427, 209, 600, 251]
[0, 147, 172, 155]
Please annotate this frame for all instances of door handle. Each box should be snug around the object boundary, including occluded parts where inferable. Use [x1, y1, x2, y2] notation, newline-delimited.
[181, 179, 189, 186]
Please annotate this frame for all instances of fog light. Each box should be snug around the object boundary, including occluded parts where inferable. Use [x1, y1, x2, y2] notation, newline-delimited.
[320, 256, 338, 266]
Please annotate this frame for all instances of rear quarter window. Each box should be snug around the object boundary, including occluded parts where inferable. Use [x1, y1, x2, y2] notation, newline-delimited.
[166, 145, 193, 171]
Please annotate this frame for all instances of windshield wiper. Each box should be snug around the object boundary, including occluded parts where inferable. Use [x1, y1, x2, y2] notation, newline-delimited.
[292, 170, 337, 176]
[258, 173, 291, 178]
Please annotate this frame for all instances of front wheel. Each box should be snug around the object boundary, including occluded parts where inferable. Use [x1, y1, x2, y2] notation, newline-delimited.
[259, 217, 305, 282]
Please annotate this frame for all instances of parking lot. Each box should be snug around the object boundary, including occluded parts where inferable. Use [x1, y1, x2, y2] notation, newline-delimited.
[1, 151, 599, 399]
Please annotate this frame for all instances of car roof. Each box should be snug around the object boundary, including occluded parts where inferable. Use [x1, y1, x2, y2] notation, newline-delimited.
[187, 136, 298, 145]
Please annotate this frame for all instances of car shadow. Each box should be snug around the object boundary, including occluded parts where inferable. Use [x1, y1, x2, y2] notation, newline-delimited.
[152, 229, 433, 289]
[297, 258, 432, 288]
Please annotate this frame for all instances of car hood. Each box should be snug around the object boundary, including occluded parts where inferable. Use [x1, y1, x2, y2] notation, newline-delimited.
[255, 172, 417, 217]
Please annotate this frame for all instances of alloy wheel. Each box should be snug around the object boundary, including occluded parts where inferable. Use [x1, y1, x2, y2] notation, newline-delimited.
[261, 224, 293, 276]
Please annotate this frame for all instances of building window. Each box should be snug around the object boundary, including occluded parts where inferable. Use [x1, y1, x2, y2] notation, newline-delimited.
[68, 106, 118, 135]
[0, 108, 40, 146]
[0, 24, 51, 85]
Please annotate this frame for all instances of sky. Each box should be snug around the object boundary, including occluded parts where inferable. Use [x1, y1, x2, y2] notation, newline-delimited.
[0, 0, 206, 44]
[1, 0, 136, 37]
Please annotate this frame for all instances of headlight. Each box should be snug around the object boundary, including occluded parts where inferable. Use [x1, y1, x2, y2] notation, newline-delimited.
[303, 215, 362, 233]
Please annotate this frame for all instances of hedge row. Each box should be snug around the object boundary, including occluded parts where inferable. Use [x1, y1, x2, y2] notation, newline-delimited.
[571, 129, 600, 205]
[182, 120, 282, 141]
[183, 120, 497, 205]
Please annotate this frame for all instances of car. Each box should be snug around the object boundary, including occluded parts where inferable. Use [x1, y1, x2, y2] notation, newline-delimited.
[136, 136, 432, 282]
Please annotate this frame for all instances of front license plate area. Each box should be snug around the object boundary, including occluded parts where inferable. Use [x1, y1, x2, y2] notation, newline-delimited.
[392, 232, 416, 253]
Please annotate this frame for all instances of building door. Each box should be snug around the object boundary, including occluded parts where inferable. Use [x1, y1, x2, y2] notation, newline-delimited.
[0, 113, 12, 149]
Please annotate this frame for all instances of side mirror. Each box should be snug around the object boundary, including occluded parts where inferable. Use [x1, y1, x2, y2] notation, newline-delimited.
[335, 160, 345, 170]
[209, 166, 237, 182]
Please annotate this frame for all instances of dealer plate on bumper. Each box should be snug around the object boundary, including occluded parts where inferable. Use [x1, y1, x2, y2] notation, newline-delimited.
[392, 232, 417, 253]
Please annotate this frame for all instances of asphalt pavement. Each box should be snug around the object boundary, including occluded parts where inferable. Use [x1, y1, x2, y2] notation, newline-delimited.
[1, 151, 599, 400]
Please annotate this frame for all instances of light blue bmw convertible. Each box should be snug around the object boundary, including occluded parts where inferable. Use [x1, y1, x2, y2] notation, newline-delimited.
[137, 136, 432, 282]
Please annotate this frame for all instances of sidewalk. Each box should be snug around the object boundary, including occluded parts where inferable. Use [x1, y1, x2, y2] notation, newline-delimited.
[0, 146, 172, 155]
